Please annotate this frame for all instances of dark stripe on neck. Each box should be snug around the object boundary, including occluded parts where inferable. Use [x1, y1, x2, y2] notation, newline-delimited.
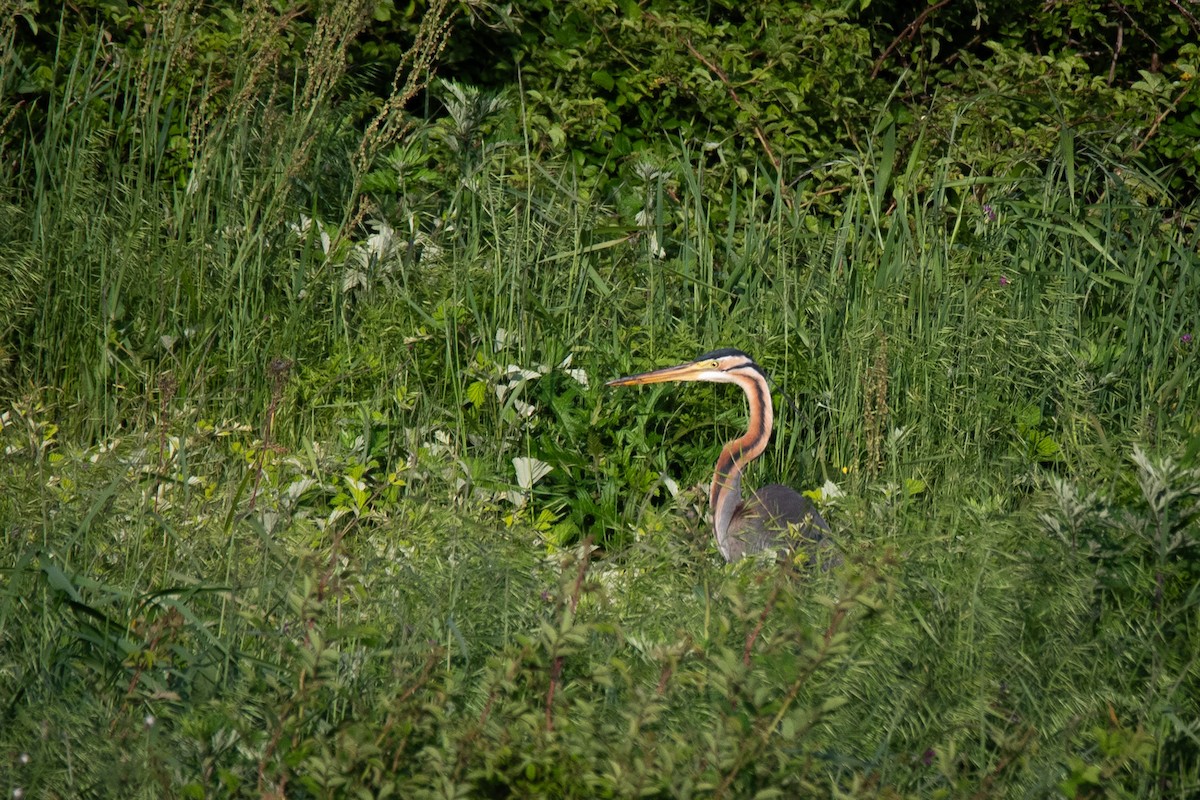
[712, 372, 771, 486]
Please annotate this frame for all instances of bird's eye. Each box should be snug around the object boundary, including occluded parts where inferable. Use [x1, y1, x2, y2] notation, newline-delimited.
[710, 360, 721, 368]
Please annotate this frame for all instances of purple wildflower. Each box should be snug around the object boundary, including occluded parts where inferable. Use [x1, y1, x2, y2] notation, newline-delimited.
[999, 275, 1010, 287]
[1182, 333, 1193, 345]
[983, 204, 996, 222]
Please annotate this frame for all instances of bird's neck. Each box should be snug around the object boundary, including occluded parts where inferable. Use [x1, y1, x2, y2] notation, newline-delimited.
[710, 373, 773, 558]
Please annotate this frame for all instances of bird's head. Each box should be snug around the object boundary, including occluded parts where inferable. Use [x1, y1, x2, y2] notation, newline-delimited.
[606, 348, 764, 388]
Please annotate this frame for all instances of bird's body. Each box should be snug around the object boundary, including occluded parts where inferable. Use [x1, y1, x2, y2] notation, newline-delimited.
[607, 348, 833, 564]
[724, 483, 829, 562]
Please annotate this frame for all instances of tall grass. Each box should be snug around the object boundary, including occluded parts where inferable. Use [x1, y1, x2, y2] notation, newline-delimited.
[0, 0, 454, 437]
[2, 4, 1199, 797]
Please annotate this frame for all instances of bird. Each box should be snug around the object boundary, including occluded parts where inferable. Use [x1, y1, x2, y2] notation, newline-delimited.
[607, 348, 834, 564]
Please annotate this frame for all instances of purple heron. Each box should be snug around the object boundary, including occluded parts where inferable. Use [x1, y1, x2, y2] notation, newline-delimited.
[608, 349, 833, 563]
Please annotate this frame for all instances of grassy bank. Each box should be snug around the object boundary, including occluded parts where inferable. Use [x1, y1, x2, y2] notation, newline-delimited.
[3, 7, 1200, 798]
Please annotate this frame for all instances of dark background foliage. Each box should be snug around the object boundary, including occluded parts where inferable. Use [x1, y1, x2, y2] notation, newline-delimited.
[6, 0, 1199, 195]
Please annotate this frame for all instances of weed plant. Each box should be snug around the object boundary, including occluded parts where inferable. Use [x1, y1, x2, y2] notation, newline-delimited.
[2, 3, 1200, 798]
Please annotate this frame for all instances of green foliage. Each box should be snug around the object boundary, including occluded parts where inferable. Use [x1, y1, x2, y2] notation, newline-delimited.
[3, 0, 1200, 796]
[511, 0, 880, 175]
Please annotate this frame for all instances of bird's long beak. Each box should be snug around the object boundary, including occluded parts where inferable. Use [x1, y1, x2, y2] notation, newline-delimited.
[606, 360, 709, 387]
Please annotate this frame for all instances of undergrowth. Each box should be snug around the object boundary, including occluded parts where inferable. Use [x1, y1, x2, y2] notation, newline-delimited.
[2, 2, 1199, 797]
[2, 404, 1197, 796]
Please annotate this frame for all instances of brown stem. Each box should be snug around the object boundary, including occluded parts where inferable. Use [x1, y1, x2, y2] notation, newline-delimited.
[1167, 0, 1200, 35]
[1108, 23, 1123, 86]
[715, 593, 852, 798]
[871, 0, 955, 79]
[1133, 83, 1195, 154]
[743, 585, 780, 666]
[545, 539, 594, 731]
[683, 39, 779, 170]
[969, 726, 1037, 800]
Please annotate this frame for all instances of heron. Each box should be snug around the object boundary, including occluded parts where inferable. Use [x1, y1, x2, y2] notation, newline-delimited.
[607, 348, 833, 564]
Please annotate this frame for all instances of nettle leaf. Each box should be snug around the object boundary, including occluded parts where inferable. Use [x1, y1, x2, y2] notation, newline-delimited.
[1035, 434, 1062, 461]
[467, 380, 488, 409]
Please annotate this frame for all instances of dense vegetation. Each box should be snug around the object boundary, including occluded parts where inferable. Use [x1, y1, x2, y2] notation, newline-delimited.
[2, 0, 1198, 796]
